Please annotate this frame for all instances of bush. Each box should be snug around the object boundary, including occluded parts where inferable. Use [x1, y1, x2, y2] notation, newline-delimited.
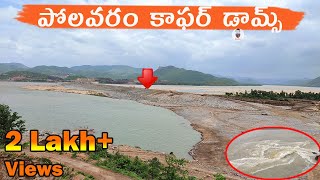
[94, 147, 195, 180]
[72, 152, 77, 158]
[226, 89, 320, 101]
[88, 144, 110, 160]
[148, 157, 162, 179]
[214, 173, 226, 180]
[163, 155, 188, 179]
[39, 158, 52, 164]
[22, 142, 30, 149]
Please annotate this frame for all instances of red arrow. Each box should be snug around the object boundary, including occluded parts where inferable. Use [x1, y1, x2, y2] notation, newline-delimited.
[137, 68, 158, 89]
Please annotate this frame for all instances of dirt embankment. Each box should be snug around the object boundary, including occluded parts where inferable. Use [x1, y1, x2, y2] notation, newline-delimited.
[24, 83, 320, 179]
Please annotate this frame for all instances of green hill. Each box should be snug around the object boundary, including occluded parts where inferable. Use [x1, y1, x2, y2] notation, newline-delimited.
[0, 71, 63, 82]
[27, 65, 141, 79]
[154, 66, 239, 86]
[30, 66, 73, 77]
[307, 77, 320, 87]
[71, 65, 141, 79]
[0, 64, 141, 80]
[0, 63, 29, 74]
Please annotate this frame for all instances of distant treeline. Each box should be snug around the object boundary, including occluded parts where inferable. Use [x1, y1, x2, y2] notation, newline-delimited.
[226, 89, 320, 100]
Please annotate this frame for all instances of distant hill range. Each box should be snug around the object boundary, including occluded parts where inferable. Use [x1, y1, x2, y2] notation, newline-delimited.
[0, 63, 238, 86]
[307, 77, 320, 87]
[2, 63, 319, 87]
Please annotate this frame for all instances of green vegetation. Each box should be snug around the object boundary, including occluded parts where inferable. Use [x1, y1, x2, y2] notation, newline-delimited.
[214, 173, 226, 180]
[88, 145, 197, 180]
[22, 142, 30, 149]
[0, 71, 63, 82]
[0, 63, 240, 85]
[155, 66, 238, 86]
[307, 76, 320, 87]
[70, 65, 141, 79]
[29, 65, 141, 79]
[0, 63, 141, 80]
[0, 144, 5, 149]
[0, 63, 28, 74]
[64, 75, 87, 81]
[39, 157, 53, 164]
[0, 104, 26, 144]
[226, 89, 320, 100]
[30, 65, 72, 76]
[1, 62, 319, 87]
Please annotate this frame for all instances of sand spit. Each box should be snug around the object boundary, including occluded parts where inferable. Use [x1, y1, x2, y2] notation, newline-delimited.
[24, 83, 320, 179]
[25, 85, 109, 97]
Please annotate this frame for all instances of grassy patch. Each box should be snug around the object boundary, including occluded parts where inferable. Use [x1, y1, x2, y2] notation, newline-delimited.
[87, 145, 199, 180]
[214, 173, 226, 180]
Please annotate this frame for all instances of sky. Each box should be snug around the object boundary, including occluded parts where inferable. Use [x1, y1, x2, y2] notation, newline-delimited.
[0, 0, 319, 79]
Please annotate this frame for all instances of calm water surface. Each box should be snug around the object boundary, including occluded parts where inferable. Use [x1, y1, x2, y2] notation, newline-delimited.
[0, 82, 201, 159]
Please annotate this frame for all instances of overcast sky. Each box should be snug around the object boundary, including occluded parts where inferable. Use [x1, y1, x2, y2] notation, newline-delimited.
[0, 0, 319, 79]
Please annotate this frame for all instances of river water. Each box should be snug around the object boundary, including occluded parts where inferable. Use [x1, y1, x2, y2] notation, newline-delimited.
[0, 82, 201, 159]
[227, 129, 319, 178]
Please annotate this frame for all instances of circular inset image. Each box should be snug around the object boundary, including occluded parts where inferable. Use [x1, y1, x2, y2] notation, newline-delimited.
[232, 28, 244, 40]
[225, 127, 320, 179]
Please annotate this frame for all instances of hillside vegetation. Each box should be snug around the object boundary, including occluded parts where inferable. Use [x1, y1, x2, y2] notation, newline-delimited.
[29, 65, 141, 79]
[0, 71, 63, 82]
[30, 65, 72, 76]
[0, 63, 28, 74]
[155, 66, 238, 86]
[70, 65, 141, 79]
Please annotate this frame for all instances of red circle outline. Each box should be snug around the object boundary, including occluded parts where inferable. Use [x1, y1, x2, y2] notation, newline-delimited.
[225, 126, 320, 180]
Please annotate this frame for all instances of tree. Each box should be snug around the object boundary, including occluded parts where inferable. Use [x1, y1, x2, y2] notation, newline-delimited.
[0, 104, 26, 144]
